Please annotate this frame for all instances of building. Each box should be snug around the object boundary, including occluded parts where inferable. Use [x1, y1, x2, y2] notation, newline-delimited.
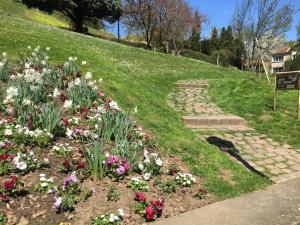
[271, 46, 297, 73]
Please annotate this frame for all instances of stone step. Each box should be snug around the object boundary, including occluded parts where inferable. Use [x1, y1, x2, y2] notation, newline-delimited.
[182, 115, 249, 129]
[176, 83, 208, 88]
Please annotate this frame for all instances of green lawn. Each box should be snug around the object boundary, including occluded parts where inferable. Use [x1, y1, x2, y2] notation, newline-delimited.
[209, 76, 300, 148]
[0, 14, 274, 199]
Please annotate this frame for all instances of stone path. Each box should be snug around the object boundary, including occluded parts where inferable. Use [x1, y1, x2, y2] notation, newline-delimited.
[155, 177, 300, 225]
[167, 80, 300, 183]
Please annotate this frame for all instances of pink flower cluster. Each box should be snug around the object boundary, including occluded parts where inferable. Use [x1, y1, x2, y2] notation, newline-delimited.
[106, 155, 130, 176]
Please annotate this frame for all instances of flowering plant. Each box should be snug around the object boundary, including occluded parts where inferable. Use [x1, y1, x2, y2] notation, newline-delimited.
[54, 172, 80, 212]
[0, 153, 12, 175]
[134, 192, 165, 221]
[34, 173, 54, 193]
[0, 176, 25, 202]
[175, 173, 196, 187]
[138, 150, 163, 180]
[52, 143, 73, 158]
[105, 154, 130, 180]
[91, 209, 124, 225]
[194, 188, 208, 200]
[128, 177, 149, 192]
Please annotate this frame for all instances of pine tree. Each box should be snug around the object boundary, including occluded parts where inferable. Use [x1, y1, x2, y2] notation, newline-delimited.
[210, 27, 219, 53]
[189, 11, 201, 51]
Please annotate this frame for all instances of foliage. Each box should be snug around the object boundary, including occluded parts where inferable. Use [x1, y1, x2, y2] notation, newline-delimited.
[128, 177, 149, 192]
[91, 209, 124, 225]
[155, 179, 177, 194]
[194, 188, 208, 200]
[21, 0, 122, 33]
[84, 142, 106, 180]
[40, 102, 61, 134]
[0, 52, 9, 82]
[175, 173, 196, 187]
[107, 185, 120, 202]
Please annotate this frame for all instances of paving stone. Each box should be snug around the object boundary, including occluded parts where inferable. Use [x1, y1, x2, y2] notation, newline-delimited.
[273, 156, 286, 162]
[274, 163, 288, 169]
[264, 159, 275, 164]
[253, 153, 265, 159]
[264, 152, 277, 157]
[270, 168, 282, 175]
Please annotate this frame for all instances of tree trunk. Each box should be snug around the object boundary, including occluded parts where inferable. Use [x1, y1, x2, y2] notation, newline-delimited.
[74, 18, 85, 33]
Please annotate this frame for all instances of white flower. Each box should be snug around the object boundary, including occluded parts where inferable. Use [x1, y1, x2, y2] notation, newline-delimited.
[155, 158, 163, 166]
[85, 72, 92, 80]
[68, 57, 73, 61]
[4, 129, 12, 136]
[144, 158, 150, 164]
[40, 177, 47, 182]
[74, 78, 81, 85]
[138, 163, 144, 171]
[66, 128, 73, 138]
[98, 78, 103, 83]
[22, 98, 31, 105]
[16, 161, 27, 170]
[0, 62, 4, 69]
[109, 101, 119, 110]
[82, 61, 87, 65]
[40, 173, 46, 177]
[43, 158, 49, 164]
[53, 88, 61, 98]
[118, 209, 124, 217]
[2, 52, 7, 57]
[41, 182, 48, 188]
[63, 100, 73, 109]
[46, 47, 50, 51]
[143, 173, 151, 181]
[105, 152, 110, 158]
[27, 46, 31, 50]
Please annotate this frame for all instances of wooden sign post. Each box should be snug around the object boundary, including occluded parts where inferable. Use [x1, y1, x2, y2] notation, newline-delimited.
[273, 71, 300, 119]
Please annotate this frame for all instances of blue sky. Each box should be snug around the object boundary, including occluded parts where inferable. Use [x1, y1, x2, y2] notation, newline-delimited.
[108, 0, 300, 41]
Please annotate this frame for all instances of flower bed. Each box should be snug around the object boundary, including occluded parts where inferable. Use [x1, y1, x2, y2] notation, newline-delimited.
[0, 47, 215, 225]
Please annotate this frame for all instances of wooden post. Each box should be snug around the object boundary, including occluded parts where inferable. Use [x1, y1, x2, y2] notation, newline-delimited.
[273, 74, 277, 111]
[297, 74, 300, 120]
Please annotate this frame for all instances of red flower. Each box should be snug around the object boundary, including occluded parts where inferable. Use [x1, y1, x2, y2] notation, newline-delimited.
[135, 192, 147, 203]
[81, 107, 89, 118]
[150, 198, 165, 216]
[1, 193, 10, 202]
[2, 179, 15, 192]
[77, 162, 86, 169]
[60, 93, 67, 102]
[63, 159, 71, 169]
[61, 118, 69, 126]
[0, 153, 10, 161]
[198, 188, 207, 194]
[145, 206, 157, 220]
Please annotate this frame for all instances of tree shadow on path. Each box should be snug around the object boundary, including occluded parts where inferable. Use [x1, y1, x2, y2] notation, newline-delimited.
[206, 136, 268, 178]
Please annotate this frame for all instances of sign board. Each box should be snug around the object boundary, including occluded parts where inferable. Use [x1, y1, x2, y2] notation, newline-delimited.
[276, 72, 299, 90]
[273, 71, 300, 119]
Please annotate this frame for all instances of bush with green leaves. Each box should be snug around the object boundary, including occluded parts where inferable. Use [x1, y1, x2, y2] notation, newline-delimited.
[84, 142, 106, 180]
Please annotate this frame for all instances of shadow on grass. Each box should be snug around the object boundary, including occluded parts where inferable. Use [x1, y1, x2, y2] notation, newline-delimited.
[206, 136, 269, 179]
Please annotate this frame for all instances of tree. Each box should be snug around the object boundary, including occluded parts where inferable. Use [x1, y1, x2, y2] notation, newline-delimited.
[189, 10, 207, 51]
[22, 0, 122, 33]
[210, 27, 219, 53]
[232, 0, 294, 66]
[123, 0, 158, 49]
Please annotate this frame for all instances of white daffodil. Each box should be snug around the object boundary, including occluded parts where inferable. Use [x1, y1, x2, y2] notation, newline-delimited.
[63, 100, 73, 109]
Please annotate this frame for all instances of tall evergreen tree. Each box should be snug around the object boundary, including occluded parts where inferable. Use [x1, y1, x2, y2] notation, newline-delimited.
[189, 10, 202, 51]
[219, 27, 227, 49]
[210, 27, 219, 53]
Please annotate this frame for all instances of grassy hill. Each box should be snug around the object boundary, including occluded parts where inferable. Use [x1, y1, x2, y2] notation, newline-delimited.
[0, 14, 275, 199]
[3, 1, 300, 200]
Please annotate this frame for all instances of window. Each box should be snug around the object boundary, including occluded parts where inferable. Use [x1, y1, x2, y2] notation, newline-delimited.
[273, 56, 283, 62]
[273, 67, 283, 73]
